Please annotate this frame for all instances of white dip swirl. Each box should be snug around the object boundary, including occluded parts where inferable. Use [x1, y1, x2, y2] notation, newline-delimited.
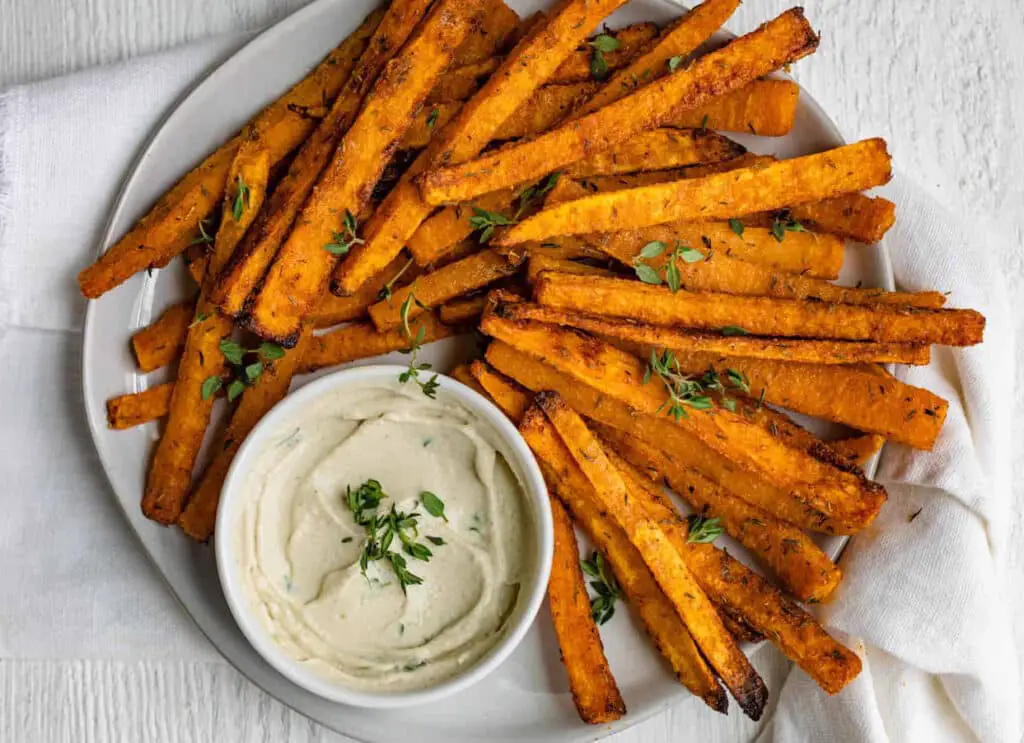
[237, 383, 528, 692]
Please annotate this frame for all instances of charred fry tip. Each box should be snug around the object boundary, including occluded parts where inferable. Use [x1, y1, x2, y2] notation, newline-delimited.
[705, 687, 730, 715]
[736, 675, 769, 721]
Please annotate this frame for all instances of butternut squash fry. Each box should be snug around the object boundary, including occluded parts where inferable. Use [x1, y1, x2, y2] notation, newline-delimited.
[418, 9, 818, 204]
[332, 0, 632, 295]
[312, 255, 416, 328]
[469, 360, 532, 422]
[494, 138, 892, 245]
[526, 255, 614, 283]
[427, 59, 502, 103]
[131, 301, 195, 372]
[575, 0, 741, 115]
[141, 145, 272, 524]
[178, 329, 310, 541]
[534, 272, 985, 346]
[494, 83, 599, 140]
[480, 310, 888, 529]
[78, 10, 383, 298]
[518, 408, 728, 712]
[534, 394, 767, 719]
[547, 154, 774, 207]
[830, 433, 886, 467]
[210, 0, 438, 318]
[407, 190, 514, 265]
[245, 0, 487, 345]
[498, 301, 930, 366]
[564, 128, 745, 178]
[368, 248, 523, 331]
[438, 294, 488, 325]
[485, 339, 862, 534]
[673, 352, 949, 450]
[612, 450, 862, 695]
[601, 248, 946, 309]
[550, 22, 659, 83]
[298, 315, 455, 374]
[547, 492, 627, 724]
[663, 79, 800, 136]
[450, 362, 487, 395]
[399, 102, 463, 150]
[588, 220, 845, 279]
[599, 424, 842, 602]
[106, 384, 174, 430]
[789, 193, 896, 244]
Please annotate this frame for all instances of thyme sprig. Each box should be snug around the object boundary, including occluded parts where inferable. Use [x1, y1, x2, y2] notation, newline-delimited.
[325, 209, 364, 255]
[190, 218, 215, 246]
[769, 211, 807, 242]
[644, 349, 751, 419]
[686, 514, 724, 544]
[467, 173, 561, 243]
[377, 257, 415, 302]
[581, 550, 621, 625]
[201, 339, 285, 402]
[232, 175, 250, 222]
[397, 292, 440, 398]
[344, 480, 446, 593]
[633, 240, 705, 292]
[588, 33, 621, 80]
[468, 207, 515, 243]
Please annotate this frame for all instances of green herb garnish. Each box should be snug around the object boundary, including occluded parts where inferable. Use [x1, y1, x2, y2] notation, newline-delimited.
[769, 213, 807, 242]
[210, 339, 288, 402]
[232, 175, 250, 222]
[581, 550, 621, 625]
[190, 219, 215, 245]
[377, 257, 415, 302]
[728, 218, 745, 237]
[226, 379, 246, 403]
[720, 326, 748, 336]
[397, 292, 440, 398]
[632, 240, 705, 292]
[344, 479, 446, 593]
[588, 34, 620, 80]
[200, 376, 222, 400]
[514, 172, 561, 218]
[325, 209, 365, 256]
[468, 207, 515, 243]
[219, 339, 245, 366]
[426, 107, 439, 130]
[644, 349, 714, 420]
[686, 514, 724, 544]
[420, 491, 447, 521]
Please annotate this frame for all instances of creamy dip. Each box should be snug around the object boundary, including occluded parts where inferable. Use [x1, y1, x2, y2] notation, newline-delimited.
[237, 382, 528, 692]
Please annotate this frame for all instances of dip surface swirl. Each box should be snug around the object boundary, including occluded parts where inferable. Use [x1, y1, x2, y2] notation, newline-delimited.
[237, 383, 528, 692]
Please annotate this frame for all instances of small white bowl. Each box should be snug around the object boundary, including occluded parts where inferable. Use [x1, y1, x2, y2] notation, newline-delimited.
[215, 365, 552, 709]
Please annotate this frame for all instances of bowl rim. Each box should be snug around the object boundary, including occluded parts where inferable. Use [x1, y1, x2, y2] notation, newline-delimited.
[214, 364, 553, 709]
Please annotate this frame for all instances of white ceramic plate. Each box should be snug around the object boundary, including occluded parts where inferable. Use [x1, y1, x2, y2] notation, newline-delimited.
[82, 1, 892, 740]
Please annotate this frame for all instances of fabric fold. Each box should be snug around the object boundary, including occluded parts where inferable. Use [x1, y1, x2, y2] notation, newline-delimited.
[0, 26, 1017, 743]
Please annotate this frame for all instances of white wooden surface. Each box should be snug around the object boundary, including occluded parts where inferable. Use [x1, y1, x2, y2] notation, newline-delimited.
[3, 1, 1023, 741]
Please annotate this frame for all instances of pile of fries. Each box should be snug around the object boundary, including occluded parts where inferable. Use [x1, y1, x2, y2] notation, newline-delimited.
[83, 0, 986, 724]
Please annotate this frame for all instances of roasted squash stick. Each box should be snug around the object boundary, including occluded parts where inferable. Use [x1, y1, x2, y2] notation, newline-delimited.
[535, 394, 767, 720]
[494, 138, 892, 244]
[332, 0, 632, 295]
[244, 0, 488, 345]
[418, 9, 818, 204]
[78, 10, 383, 298]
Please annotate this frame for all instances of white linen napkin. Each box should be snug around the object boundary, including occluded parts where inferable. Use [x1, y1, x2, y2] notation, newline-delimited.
[0, 36, 1018, 742]
[0, 35, 249, 661]
[758, 179, 1021, 743]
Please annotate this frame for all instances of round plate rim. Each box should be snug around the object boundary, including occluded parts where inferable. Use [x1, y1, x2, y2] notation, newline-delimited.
[80, 0, 892, 740]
